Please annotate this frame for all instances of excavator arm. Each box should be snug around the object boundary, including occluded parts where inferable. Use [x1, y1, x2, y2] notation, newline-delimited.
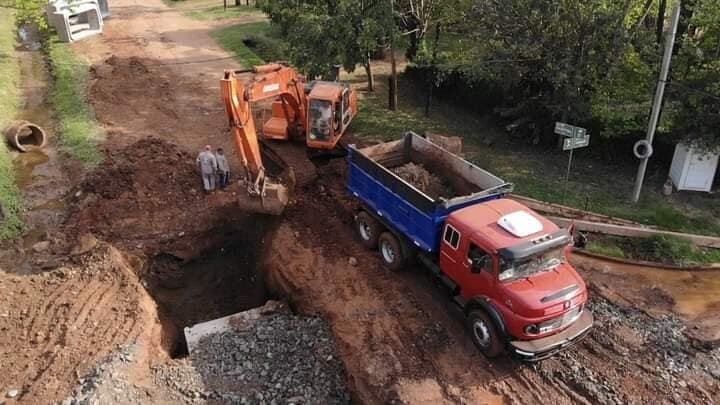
[220, 63, 306, 215]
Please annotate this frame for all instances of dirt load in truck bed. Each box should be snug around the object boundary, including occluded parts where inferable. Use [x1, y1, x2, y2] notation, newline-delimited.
[391, 162, 455, 199]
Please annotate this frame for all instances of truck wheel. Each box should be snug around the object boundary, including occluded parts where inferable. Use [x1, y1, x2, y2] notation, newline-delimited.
[467, 310, 503, 358]
[356, 211, 382, 249]
[378, 232, 404, 271]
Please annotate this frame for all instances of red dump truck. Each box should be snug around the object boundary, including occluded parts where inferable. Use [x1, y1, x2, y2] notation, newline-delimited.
[347, 132, 593, 360]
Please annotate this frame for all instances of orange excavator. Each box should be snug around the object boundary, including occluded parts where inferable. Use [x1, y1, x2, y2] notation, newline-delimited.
[220, 62, 358, 215]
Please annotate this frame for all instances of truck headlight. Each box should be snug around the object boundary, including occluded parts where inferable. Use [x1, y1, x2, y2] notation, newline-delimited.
[524, 324, 539, 335]
[499, 268, 515, 281]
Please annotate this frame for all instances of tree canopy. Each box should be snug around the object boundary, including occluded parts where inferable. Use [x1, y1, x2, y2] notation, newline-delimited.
[262, 0, 719, 149]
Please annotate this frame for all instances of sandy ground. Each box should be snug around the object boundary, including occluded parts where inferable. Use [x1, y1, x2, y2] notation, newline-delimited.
[1, 0, 719, 403]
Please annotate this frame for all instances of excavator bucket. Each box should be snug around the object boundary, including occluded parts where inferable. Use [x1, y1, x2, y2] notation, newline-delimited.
[236, 179, 289, 216]
[236, 163, 295, 216]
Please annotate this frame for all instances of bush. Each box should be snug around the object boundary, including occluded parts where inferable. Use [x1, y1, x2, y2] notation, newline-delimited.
[242, 34, 287, 63]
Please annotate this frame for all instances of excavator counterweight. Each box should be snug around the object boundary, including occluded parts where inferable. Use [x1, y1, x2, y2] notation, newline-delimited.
[220, 63, 357, 215]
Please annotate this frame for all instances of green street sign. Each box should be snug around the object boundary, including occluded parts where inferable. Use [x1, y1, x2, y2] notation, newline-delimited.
[563, 135, 590, 150]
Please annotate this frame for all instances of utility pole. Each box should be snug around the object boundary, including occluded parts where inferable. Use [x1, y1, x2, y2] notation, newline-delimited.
[388, 0, 398, 111]
[631, 2, 681, 203]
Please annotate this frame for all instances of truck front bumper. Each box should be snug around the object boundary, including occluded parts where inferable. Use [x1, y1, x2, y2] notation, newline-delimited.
[509, 311, 593, 362]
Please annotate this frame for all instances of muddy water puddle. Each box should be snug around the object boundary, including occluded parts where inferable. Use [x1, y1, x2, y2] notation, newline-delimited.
[13, 149, 49, 189]
[574, 255, 720, 319]
[12, 30, 72, 231]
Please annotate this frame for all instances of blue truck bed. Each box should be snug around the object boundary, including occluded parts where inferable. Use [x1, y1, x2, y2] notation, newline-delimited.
[347, 132, 513, 254]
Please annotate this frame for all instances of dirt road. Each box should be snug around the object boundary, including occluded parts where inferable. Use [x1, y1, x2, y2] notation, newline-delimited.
[70, 0, 244, 155]
[1, 0, 719, 403]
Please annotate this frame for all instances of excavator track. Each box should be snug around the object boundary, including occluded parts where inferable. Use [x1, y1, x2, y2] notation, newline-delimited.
[260, 139, 318, 189]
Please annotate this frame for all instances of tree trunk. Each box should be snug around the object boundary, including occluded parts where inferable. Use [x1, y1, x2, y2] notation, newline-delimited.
[364, 59, 374, 92]
[656, 0, 667, 45]
[388, 0, 397, 110]
[674, 0, 696, 54]
[425, 24, 442, 117]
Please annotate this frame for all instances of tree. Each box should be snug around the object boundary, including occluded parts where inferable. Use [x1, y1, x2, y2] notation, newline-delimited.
[263, 0, 389, 89]
[339, 0, 389, 91]
[668, 0, 720, 150]
[460, 0, 638, 142]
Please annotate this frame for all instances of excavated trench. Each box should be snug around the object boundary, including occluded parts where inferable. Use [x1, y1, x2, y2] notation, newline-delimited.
[142, 217, 279, 357]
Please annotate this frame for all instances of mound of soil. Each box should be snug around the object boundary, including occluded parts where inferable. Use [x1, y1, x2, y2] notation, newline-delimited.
[66, 138, 241, 257]
[0, 242, 161, 403]
[391, 162, 453, 199]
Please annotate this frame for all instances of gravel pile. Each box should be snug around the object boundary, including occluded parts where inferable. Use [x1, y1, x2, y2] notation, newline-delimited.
[61, 344, 168, 405]
[155, 312, 350, 404]
[589, 299, 693, 372]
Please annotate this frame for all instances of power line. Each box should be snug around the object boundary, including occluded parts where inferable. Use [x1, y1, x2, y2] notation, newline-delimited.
[668, 81, 720, 101]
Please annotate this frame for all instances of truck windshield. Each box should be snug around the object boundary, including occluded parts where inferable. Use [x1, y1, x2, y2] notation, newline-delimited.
[498, 247, 565, 283]
[309, 99, 332, 140]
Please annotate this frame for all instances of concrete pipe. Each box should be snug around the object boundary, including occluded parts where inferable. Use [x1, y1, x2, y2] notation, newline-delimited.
[4, 120, 47, 152]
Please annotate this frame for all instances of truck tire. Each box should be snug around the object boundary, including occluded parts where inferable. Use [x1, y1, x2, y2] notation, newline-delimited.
[378, 232, 404, 271]
[356, 211, 381, 249]
[467, 310, 503, 358]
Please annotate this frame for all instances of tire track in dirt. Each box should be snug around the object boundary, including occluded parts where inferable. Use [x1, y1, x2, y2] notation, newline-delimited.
[0, 244, 162, 403]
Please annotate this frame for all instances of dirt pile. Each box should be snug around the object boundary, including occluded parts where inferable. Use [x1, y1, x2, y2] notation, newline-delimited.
[89, 56, 228, 152]
[152, 302, 350, 404]
[66, 137, 240, 257]
[0, 241, 162, 404]
[391, 162, 453, 199]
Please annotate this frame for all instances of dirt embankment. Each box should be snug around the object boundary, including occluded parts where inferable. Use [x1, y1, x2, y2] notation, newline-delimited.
[0, 242, 163, 403]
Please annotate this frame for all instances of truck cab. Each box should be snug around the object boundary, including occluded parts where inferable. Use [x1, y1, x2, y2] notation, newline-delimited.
[440, 199, 593, 360]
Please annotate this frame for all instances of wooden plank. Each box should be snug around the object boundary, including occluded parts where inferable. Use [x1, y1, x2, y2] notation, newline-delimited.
[549, 216, 720, 249]
[510, 194, 645, 227]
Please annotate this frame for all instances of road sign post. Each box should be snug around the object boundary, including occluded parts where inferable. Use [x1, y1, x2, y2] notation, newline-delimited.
[555, 122, 590, 203]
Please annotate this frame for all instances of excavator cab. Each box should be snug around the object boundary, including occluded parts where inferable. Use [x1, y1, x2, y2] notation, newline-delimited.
[304, 81, 357, 150]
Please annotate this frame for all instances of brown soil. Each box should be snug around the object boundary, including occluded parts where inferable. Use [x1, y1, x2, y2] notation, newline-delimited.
[0, 243, 162, 403]
[392, 162, 453, 199]
[64, 137, 243, 258]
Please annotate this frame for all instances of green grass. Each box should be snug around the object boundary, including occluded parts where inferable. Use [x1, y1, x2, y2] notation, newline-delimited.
[46, 37, 103, 165]
[0, 10, 24, 240]
[184, 5, 261, 21]
[587, 235, 720, 265]
[211, 21, 281, 67]
[585, 241, 626, 259]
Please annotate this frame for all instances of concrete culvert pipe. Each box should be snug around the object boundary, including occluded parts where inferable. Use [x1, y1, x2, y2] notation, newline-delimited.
[4, 120, 47, 152]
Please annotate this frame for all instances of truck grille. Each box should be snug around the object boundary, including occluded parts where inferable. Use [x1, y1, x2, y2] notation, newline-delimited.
[538, 305, 583, 334]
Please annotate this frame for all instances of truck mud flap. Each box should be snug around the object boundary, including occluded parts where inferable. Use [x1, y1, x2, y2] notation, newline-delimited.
[510, 311, 593, 362]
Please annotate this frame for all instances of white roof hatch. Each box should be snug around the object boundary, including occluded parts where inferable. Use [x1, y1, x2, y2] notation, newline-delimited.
[497, 210, 543, 237]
